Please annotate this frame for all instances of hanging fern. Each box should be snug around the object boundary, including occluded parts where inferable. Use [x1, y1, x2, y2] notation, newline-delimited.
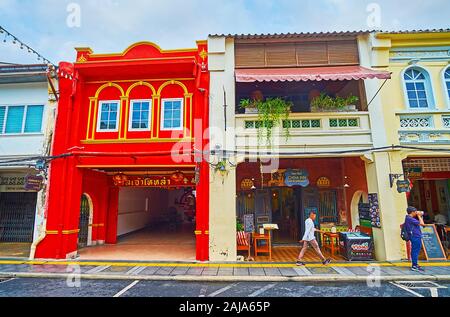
[240, 97, 292, 146]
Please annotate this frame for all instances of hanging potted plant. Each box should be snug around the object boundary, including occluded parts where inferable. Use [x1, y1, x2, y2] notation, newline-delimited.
[240, 97, 292, 146]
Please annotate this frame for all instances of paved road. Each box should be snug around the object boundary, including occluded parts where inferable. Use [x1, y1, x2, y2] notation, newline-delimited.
[0, 277, 448, 297]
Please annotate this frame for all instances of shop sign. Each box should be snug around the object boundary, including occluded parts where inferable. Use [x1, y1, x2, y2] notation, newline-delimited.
[24, 174, 44, 191]
[285, 169, 309, 187]
[396, 179, 411, 193]
[316, 177, 331, 188]
[0, 175, 26, 192]
[240, 179, 254, 191]
[115, 175, 196, 188]
[405, 167, 422, 179]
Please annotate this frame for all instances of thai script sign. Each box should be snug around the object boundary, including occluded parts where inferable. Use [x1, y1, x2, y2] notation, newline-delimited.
[0, 175, 42, 192]
[114, 175, 196, 188]
[24, 174, 44, 191]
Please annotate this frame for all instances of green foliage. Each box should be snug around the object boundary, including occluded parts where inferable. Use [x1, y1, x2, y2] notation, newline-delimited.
[236, 219, 244, 232]
[240, 97, 292, 146]
[310, 93, 359, 112]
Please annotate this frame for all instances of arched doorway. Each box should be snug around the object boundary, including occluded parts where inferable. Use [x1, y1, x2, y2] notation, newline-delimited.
[350, 191, 368, 229]
[78, 194, 93, 249]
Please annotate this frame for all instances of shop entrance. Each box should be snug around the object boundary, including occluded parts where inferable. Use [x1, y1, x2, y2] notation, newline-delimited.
[236, 158, 370, 262]
[238, 187, 339, 245]
[78, 184, 197, 261]
[0, 192, 36, 258]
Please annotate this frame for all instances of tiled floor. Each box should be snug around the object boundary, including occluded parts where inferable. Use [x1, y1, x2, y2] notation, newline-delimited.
[245, 245, 345, 263]
[78, 225, 196, 261]
[0, 243, 31, 258]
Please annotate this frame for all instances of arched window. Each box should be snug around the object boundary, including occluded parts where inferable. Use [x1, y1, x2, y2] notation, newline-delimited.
[444, 67, 450, 101]
[404, 68, 433, 109]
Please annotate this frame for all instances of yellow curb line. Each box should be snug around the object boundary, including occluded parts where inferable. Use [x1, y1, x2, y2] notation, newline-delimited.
[0, 260, 448, 269]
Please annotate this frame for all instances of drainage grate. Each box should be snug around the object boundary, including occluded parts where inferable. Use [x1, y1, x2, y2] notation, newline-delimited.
[395, 281, 446, 289]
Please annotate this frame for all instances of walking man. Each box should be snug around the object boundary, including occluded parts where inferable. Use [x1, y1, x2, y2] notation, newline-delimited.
[296, 211, 331, 266]
[404, 206, 426, 272]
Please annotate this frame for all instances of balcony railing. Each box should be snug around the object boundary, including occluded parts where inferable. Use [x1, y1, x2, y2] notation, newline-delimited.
[235, 111, 372, 153]
[397, 110, 450, 145]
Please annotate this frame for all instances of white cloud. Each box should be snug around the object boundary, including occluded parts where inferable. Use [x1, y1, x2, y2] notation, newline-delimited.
[0, 0, 448, 64]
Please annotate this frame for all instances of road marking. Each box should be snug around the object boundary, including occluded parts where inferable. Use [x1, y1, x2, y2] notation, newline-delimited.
[199, 286, 208, 297]
[207, 283, 238, 297]
[113, 280, 140, 298]
[390, 282, 424, 297]
[332, 266, 356, 276]
[248, 283, 277, 297]
[0, 278, 15, 285]
[392, 281, 447, 298]
[85, 266, 110, 274]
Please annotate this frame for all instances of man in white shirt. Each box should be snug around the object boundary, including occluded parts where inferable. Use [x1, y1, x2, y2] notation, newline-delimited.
[296, 211, 331, 266]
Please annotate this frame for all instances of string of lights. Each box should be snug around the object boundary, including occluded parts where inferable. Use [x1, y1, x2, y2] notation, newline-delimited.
[0, 25, 55, 66]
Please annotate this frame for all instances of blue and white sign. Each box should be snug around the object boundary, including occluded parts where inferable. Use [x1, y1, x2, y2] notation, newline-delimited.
[284, 169, 309, 187]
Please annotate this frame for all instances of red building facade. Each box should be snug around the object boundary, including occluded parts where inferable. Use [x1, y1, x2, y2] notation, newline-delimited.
[35, 41, 210, 261]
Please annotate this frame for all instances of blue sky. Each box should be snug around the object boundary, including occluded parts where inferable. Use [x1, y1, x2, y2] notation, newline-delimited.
[0, 0, 449, 65]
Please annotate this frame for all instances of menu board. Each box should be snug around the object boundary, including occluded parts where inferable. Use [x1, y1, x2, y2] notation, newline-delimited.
[421, 225, 446, 260]
[368, 193, 381, 228]
[244, 214, 255, 233]
[358, 203, 371, 221]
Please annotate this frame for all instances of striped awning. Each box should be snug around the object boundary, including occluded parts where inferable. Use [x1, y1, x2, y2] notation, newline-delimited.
[235, 66, 391, 83]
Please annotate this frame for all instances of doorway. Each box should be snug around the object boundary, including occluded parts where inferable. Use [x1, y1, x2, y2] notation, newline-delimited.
[78, 194, 92, 249]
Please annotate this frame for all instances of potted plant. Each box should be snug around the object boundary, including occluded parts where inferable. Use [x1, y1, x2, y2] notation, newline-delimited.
[240, 97, 293, 146]
[310, 93, 359, 112]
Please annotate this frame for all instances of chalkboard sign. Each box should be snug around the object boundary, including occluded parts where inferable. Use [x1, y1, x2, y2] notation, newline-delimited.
[421, 225, 446, 260]
[244, 214, 255, 233]
[358, 203, 371, 221]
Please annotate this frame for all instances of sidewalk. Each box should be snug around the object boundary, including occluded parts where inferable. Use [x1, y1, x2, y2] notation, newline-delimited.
[0, 259, 449, 282]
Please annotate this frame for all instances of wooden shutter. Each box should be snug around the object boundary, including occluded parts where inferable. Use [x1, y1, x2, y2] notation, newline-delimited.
[235, 44, 265, 68]
[265, 44, 297, 67]
[297, 42, 328, 66]
[328, 40, 359, 65]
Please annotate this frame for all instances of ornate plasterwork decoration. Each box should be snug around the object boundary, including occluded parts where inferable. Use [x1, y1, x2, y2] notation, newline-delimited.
[390, 47, 450, 62]
[77, 55, 87, 63]
[400, 116, 432, 129]
[199, 48, 208, 61]
[399, 131, 450, 144]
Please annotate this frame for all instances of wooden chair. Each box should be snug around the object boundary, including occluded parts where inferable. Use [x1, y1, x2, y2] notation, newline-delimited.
[237, 231, 251, 259]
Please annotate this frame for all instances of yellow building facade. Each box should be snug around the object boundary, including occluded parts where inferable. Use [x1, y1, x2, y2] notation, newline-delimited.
[367, 30, 450, 260]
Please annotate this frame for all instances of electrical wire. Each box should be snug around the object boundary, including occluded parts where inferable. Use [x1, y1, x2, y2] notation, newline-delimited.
[0, 145, 449, 168]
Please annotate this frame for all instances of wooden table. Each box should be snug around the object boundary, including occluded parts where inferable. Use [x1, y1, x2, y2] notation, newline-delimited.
[320, 232, 340, 257]
[253, 233, 272, 261]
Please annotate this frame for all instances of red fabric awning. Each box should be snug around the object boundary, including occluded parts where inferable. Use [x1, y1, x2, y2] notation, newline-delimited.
[235, 66, 391, 83]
